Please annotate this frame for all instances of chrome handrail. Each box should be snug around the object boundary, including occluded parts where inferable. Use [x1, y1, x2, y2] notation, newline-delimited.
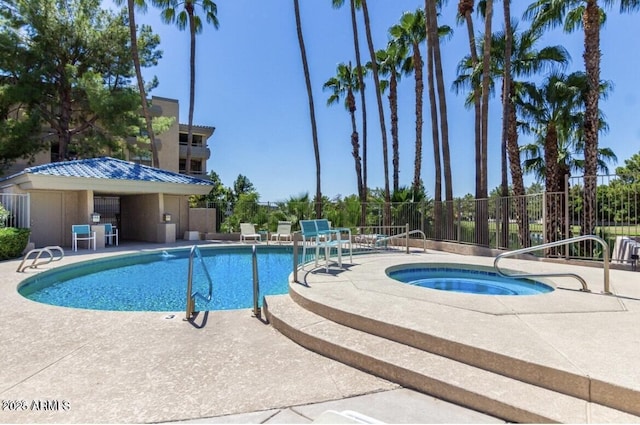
[493, 235, 610, 294]
[373, 225, 427, 253]
[185, 245, 213, 320]
[17, 246, 64, 272]
[252, 244, 261, 318]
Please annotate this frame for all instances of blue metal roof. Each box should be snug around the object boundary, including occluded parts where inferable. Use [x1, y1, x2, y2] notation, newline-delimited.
[15, 157, 213, 186]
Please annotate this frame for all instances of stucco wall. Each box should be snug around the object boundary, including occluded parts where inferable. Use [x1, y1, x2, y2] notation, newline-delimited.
[29, 191, 64, 247]
[27, 189, 95, 248]
[121, 194, 162, 242]
[152, 97, 180, 173]
[163, 195, 190, 238]
[188, 208, 217, 236]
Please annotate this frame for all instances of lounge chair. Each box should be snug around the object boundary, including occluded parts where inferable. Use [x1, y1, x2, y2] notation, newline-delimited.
[270, 221, 292, 244]
[240, 223, 262, 243]
[72, 224, 96, 251]
[104, 223, 118, 246]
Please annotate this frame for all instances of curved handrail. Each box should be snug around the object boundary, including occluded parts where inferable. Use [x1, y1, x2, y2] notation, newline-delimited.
[16, 246, 65, 272]
[185, 245, 214, 320]
[376, 228, 427, 253]
[494, 235, 610, 294]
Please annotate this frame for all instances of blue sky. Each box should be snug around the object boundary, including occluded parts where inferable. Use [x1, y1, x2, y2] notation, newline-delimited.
[116, 1, 640, 202]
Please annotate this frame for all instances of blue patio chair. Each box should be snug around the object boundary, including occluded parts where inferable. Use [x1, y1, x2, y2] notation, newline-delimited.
[104, 223, 118, 246]
[72, 224, 96, 252]
[315, 219, 353, 264]
[300, 219, 351, 272]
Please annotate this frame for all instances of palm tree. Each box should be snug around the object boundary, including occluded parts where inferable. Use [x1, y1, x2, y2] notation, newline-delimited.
[324, 62, 365, 205]
[390, 9, 426, 197]
[152, 0, 219, 175]
[524, 0, 640, 240]
[454, 23, 570, 248]
[374, 40, 408, 193]
[293, 0, 322, 218]
[332, 0, 367, 225]
[518, 71, 614, 245]
[359, 0, 391, 224]
[115, 0, 159, 167]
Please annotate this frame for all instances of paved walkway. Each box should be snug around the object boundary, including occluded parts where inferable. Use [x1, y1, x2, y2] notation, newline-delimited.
[0, 242, 501, 424]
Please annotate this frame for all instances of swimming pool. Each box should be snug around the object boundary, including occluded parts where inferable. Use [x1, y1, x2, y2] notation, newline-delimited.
[18, 246, 294, 312]
[387, 264, 554, 295]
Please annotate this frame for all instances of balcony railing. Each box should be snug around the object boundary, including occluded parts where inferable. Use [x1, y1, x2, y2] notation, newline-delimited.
[179, 145, 210, 159]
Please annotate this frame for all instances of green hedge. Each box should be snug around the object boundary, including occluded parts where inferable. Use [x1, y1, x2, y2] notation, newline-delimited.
[0, 228, 31, 260]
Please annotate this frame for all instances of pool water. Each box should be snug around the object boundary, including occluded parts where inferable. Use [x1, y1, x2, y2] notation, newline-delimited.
[19, 246, 294, 311]
[388, 265, 553, 296]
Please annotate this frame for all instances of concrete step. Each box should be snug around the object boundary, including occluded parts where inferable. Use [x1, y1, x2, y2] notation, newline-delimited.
[264, 294, 640, 424]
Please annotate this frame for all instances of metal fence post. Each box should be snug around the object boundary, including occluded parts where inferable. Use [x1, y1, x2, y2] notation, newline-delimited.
[456, 199, 461, 243]
[564, 174, 570, 259]
[406, 223, 409, 254]
[293, 235, 299, 283]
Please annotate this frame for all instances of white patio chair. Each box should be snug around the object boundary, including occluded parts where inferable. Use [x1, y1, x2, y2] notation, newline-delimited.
[240, 223, 262, 243]
[270, 221, 292, 244]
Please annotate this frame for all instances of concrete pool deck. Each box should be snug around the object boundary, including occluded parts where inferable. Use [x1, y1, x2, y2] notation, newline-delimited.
[1, 241, 639, 423]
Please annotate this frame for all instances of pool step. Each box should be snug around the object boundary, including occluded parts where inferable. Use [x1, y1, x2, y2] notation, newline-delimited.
[264, 295, 640, 424]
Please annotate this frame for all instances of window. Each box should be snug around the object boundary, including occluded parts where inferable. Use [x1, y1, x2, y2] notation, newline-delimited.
[179, 159, 203, 175]
[179, 133, 203, 147]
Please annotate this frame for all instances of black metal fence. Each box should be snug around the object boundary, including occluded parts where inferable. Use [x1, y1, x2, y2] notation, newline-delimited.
[204, 173, 639, 261]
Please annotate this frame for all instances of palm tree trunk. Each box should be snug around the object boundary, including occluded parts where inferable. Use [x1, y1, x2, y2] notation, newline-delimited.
[360, 0, 391, 225]
[186, 8, 197, 175]
[349, 0, 367, 226]
[582, 0, 601, 248]
[424, 18, 442, 239]
[506, 81, 529, 247]
[412, 40, 425, 196]
[499, 0, 512, 248]
[459, 0, 484, 246]
[390, 71, 399, 194]
[544, 123, 562, 252]
[478, 0, 493, 246]
[293, 0, 322, 218]
[426, 0, 454, 232]
[128, 0, 159, 168]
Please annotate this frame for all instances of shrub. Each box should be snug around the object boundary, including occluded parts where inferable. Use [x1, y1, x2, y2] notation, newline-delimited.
[0, 228, 31, 260]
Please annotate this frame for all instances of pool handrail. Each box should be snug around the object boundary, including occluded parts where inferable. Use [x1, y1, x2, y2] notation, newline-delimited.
[252, 244, 261, 319]
[17, 246, 64, 273]
[493, 234, 610, 294]
[185, 245, 214, 320]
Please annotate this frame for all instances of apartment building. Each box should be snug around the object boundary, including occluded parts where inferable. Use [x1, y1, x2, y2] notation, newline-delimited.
[4, 96, 215, 179]
[136, 96, 215, 178]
